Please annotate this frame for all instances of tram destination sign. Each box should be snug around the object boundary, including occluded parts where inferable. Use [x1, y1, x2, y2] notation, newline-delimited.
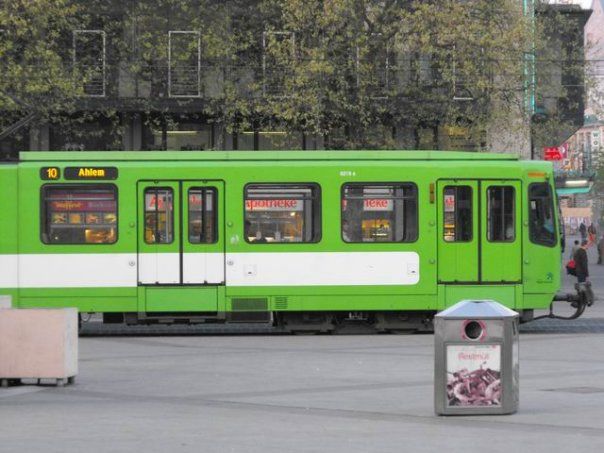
[64, 167, 118, 180]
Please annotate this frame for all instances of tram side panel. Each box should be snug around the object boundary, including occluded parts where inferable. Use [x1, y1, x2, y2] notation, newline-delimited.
[222, 160, 438, 315]
[0, 164, 18, 307]
[16, 163, 138, 312]
[521, 176, 561, 310]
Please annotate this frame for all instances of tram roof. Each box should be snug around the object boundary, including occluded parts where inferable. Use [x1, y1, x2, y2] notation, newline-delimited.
[20, 150, 520, 162]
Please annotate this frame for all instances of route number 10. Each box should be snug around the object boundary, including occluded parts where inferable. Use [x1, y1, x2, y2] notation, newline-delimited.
[40, 167, 60, 180]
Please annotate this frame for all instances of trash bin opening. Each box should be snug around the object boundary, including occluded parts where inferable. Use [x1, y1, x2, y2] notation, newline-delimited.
[464, 320, 483, 340]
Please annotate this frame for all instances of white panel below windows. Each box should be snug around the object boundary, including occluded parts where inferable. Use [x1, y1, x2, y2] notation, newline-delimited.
[182, 253, 224, 284]
[0, 255, 18, 288]
[226, 252, 420, 286]
[138, 253, 180, 284]
[18, 253, 137, 288]
[8, 251, 419, 289]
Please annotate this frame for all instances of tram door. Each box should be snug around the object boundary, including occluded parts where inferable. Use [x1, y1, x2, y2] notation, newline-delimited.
[137, 180, 225, 289]
[437, 180, 521, 283]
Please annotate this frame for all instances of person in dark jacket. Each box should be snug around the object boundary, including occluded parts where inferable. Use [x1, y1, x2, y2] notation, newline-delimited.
[570, 239, 580, 260]
[573, 240, 589, 283]
[579, 222, 587, 241]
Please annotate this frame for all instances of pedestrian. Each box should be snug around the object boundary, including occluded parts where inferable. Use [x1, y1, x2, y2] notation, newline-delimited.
[579, 222, 587, 241]
[573, 240, 589, 284]
[342, 219, 351, 242]
[570, 239, 580, 260]
[588, 223, 597, 244]
[598, 235, 604, 265]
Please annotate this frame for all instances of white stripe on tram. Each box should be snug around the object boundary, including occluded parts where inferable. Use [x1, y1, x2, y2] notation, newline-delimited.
[0, 251, 420, 288]
[225, 251, 419, 286]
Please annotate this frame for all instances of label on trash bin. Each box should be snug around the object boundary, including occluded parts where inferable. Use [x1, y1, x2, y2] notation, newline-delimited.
[446, 344, 502, 407]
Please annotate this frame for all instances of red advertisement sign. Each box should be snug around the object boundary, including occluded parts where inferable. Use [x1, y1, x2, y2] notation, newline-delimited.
[50, 200, 116, 212]
[543, 146, 563, 161]
[245, 199, 303, 211]
[363, 199, 393, 211]
[446, 344, 502, 407]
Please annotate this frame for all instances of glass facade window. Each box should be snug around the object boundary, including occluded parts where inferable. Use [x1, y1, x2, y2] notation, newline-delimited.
[341, 184, 418, 243]
[244, 184, 320, 243]
[487, 186, 515, 242]
[443, 186, 472, 242]
[144, 188, 174, 244]
[188, 188, 217, 243]
[42, 185, 117, 244]
[529, 183, 556, 246]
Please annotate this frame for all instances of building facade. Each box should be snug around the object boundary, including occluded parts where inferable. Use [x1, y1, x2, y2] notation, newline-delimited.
[0, 0, 591, 159]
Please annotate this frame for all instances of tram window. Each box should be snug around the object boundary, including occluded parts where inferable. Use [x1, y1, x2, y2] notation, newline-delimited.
[41, 185, 117, 244]
[188, 188, 217, 244]
[443, 186, 472, 242]
[341, 184, 418, 243]
[144, 188, 174, 244]
[244, 184, 320, 243]
[529, 183, 556, 247]
[487, 186, 515, 242]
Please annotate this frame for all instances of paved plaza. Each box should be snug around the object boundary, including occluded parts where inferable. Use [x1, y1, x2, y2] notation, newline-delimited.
[1, 238, 604, 452]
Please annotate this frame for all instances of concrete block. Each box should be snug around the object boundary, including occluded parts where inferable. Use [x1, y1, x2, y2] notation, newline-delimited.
[0, 308, 78, 380]
[0, 295, 11, 309]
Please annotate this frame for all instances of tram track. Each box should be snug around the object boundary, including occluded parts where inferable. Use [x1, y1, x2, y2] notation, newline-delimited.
[79, 316, 604, 336]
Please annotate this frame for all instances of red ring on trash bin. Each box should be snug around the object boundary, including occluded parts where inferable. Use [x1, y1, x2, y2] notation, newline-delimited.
[461, 319, 487, 341]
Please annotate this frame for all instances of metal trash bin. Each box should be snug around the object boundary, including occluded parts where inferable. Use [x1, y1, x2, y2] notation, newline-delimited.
[434, 300, 519, 415]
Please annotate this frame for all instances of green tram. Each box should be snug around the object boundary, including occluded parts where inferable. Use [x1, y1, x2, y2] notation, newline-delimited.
[0, 150, 570, 332]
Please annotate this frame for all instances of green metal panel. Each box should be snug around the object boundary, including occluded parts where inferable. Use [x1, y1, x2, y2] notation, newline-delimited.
[0, 165, 18, 255]
[18, 295, 137, 312]
[437, 180, 479, 282]
[444, 285, 517, 309]
[145, 287, 217, 312]
[523, 178, 561, 295]
[480, 180, 522, 282]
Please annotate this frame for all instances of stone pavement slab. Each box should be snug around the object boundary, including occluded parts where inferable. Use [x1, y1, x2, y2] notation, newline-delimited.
[1, 333, 603, 453]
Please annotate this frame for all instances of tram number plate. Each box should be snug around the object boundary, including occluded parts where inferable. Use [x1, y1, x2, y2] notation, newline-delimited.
[40, 167, 61, 180]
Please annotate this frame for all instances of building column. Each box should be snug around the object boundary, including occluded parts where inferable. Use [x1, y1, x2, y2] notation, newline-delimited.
[29, 124, 50, 151]
[132, 114, 142, 151]
[394, 125, 415, 150]
[122, 114, 143, 151]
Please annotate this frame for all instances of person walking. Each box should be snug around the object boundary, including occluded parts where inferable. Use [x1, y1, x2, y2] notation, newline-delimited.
[588, 223, 597, 244]
[574, 240, 589, 283]
[598, 235, 604, 265]
[579, 222, 587, 242]
[570, 239, 580, 260]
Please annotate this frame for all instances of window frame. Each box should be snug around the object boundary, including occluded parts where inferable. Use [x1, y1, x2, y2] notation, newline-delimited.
[340, 182, 419, 244]
[187, 186, 218, 244]
[168, 30, 201, 98]
[143, 187, 175, 245]
[72, 29, 106, 97]
[40, 183, 118, 245]
[443, 185, 473, 243]
[243, 182, 322, 244]
[528, 182, 557, 248]
[486, 185, 516, 243]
